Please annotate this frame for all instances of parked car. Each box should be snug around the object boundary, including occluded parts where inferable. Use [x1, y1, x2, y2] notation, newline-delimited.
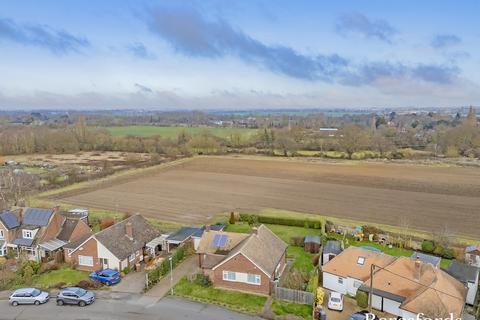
[327, 291, 343, 311]
[348, 310, 379, 320]
[56, 287, 95, 307]
[9, 288, 49, 306]
[89, 269, 121, 286]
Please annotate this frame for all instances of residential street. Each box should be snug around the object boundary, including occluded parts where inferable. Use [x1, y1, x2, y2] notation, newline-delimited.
[0, 296, 260, 320]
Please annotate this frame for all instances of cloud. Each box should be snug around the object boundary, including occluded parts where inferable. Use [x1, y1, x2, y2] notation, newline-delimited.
[147, 6, 349, 81]
[431, 34, 461, 49]
[0, 17, 89, 54]
[127, 42, 156, 59]
[335, 13, 397, 43]
[145, 6, 459, 86]
[134, 83, 153, 93]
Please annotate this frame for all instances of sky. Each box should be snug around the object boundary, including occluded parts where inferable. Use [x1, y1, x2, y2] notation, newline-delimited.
[0, 0, 479, 110]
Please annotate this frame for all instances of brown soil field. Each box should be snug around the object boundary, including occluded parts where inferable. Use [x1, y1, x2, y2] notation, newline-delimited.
[52, 156, 480, 238]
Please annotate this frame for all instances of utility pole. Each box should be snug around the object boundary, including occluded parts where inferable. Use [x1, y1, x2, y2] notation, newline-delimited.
[368, 264, 375, 313]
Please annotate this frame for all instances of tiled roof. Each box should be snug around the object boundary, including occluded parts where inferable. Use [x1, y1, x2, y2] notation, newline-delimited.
[445, 261, 480, 284]
[56, 219, 79, 241]
[411, 251, 441, 267]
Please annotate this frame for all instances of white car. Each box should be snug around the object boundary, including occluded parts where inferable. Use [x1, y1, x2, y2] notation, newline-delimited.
[9, 288, 49, 306]
[327, 291, 344, 311]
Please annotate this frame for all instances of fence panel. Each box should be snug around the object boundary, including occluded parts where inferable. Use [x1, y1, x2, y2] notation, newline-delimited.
[274, 286, 314, 305]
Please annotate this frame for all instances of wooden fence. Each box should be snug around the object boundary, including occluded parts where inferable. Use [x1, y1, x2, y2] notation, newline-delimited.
[274, 285, 314, 305]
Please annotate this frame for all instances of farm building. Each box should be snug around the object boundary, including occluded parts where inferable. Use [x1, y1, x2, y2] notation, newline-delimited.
[322, 240, 342, 265]
[304, 235, 321, 253]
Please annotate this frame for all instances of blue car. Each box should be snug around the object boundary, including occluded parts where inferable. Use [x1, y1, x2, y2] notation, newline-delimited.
[89, 269, 121, 286]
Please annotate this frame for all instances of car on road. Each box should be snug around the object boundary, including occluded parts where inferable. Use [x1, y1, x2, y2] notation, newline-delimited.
[327, 291, 343, 311]
[9, 288, 49, 306]
[89, 269, 121, 286]
[57, 287, 95, 307]
[348, 310, 379, 320]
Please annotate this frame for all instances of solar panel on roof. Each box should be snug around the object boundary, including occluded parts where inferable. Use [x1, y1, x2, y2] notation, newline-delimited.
[23, 208, 53, 226]
[212, 234, 228, 247]
[0, 211, 20, 229]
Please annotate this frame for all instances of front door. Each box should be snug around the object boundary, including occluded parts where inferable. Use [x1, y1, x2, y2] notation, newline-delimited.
[100, 258, 109, 269]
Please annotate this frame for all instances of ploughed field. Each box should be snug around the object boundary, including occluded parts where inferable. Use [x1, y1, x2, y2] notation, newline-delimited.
[53, 157, 480, 237]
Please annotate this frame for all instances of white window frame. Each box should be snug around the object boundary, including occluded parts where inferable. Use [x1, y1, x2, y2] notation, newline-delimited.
[223, 271, 236, 281]
[357, 256, 365, 266]
[0, 229, 4, 239]
[128, 253, 135, 262]
[247, 274, 261, 285]
[78, 255, 94, 267]
[22, 230, 33, 239]
[338, 277, 344, 285]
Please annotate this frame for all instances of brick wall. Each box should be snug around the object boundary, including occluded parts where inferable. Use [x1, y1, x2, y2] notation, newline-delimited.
[69, 219, 91, 242]
[69, 237, 101, 272]
[212, 253, 271, 295]
[40, 212, 65, 242]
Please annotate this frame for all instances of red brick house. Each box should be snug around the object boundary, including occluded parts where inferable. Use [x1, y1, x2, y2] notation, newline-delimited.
[197, 225, 287, 295]
[66, 214, 161, 272]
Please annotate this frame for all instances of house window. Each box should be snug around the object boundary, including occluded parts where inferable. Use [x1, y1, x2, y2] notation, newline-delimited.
[0, 229, 4, 239]
[247, 274, 261, 285]
[354, 280, 362, 288]
[78, 255, 94, 267]
[223, 271, 236, 281]
[338, 277, 344, 285]
[357, 256, 365, 266]
[22, 230, 33, 239]
[128, 253, 135, 262]
[100, 258, 109, 266]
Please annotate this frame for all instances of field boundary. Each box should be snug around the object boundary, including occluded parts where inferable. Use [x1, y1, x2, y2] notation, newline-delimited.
[39, 156, 195, 201]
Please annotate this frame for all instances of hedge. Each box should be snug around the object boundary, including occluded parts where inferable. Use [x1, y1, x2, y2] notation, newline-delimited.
[356, 290, 368, 308]
[239, 214, 322, 229]
[146, 245, 189, 289]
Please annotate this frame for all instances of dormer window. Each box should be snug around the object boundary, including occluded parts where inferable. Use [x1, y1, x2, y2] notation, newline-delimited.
[22, 230, 33, 239]
[357, 256, 365, 265]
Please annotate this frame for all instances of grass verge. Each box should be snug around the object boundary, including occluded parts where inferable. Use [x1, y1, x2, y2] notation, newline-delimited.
[271, 299, 313, 320]
[173, 277, 267, 314]
[32, 267, 89, 289]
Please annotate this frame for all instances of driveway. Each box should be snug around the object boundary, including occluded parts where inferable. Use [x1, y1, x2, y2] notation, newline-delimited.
[145, 255, 198, 298]
[111, 270, 146, 294]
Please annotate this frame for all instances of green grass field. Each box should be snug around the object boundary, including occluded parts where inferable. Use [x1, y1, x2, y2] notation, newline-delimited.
[32, 268, 89, 289]
[106, 126, 258, 139]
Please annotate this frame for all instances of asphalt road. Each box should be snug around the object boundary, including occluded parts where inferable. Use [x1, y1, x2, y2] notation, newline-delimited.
[0, 295, 260, 320]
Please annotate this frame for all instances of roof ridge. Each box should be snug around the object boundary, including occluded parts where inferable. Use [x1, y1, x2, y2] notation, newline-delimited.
[95, 214, 139, 236]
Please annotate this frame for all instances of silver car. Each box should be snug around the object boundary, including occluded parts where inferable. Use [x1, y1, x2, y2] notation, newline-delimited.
[57, 287, 95, 307]
[9, 288, 49, 306]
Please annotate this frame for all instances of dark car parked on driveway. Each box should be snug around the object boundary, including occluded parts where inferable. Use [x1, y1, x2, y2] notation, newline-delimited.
[89, 269, 121, 286]
[348, 310, 379, 320]
[56, 287, 95, 307]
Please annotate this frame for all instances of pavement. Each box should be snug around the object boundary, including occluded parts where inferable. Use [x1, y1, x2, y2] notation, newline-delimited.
[0, 296, 261, 320]
[145, 255, 199, 298]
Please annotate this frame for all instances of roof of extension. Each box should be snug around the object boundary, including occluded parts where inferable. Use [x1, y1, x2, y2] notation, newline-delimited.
[323, 240, 342, 255]
[410, 251, 441, 267]
[56, 218, 80, 242]
[0, 211, 20, 229]
[445, 261, 480, 284]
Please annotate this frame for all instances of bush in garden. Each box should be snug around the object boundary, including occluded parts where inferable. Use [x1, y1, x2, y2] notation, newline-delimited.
[356, 290, 369, 308]
[123, 267, 132, 275]
[194, 274, 212, 287]
[100, 217, 115, 230]
[229, 212, 235, 225]
[312, 254, 320, 267]
[290, 236, 305, 247]
[433, 245, 444, 256]
[23, 265, 34, 285]
[421, 240, 435, 253]
[442, 248, 454, 259]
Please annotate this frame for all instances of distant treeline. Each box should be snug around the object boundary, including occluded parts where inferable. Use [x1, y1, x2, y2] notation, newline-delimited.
[0, 111, 479, 159]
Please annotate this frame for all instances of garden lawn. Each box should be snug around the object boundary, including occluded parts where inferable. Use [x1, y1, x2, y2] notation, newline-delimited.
[271, 299, 312, 320]
[32, 268, 89, 289]
[288, 246, 314, 273]
[173, 277, 267, 314]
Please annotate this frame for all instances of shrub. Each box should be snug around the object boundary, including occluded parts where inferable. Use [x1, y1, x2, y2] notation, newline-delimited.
[23, 265, 34, 285]
[77, 279, 103, 289]
[312, 254, 320, 267]
[100, 218, 115, 230]
[356, 290, 369, 308]
[194, 274, 212, 287]
[421, 240, 435, 253]
[123, 267, 132, 275]
[442, 248, 454, 259]
[229, 212, 235, 225]
[290, 236, 305, 247]
[18, 261, 41, 277]
[306, 272, 319, 292]
[39, 262, 59, 273]
[433, 245, 444, 256]
[146, 244, 191, 289]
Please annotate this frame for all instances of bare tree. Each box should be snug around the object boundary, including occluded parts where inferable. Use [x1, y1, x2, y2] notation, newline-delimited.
[0, 169, 38, 209]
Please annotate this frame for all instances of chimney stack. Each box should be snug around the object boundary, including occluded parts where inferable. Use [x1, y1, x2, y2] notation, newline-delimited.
[205, 225, 211, 232]
[125, 221, 133, 240]
[252, 227, 258, 235]
[414, 256, 421, 281]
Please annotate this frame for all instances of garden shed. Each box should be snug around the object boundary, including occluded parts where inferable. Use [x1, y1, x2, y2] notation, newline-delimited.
[304, 235, 321, 253]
